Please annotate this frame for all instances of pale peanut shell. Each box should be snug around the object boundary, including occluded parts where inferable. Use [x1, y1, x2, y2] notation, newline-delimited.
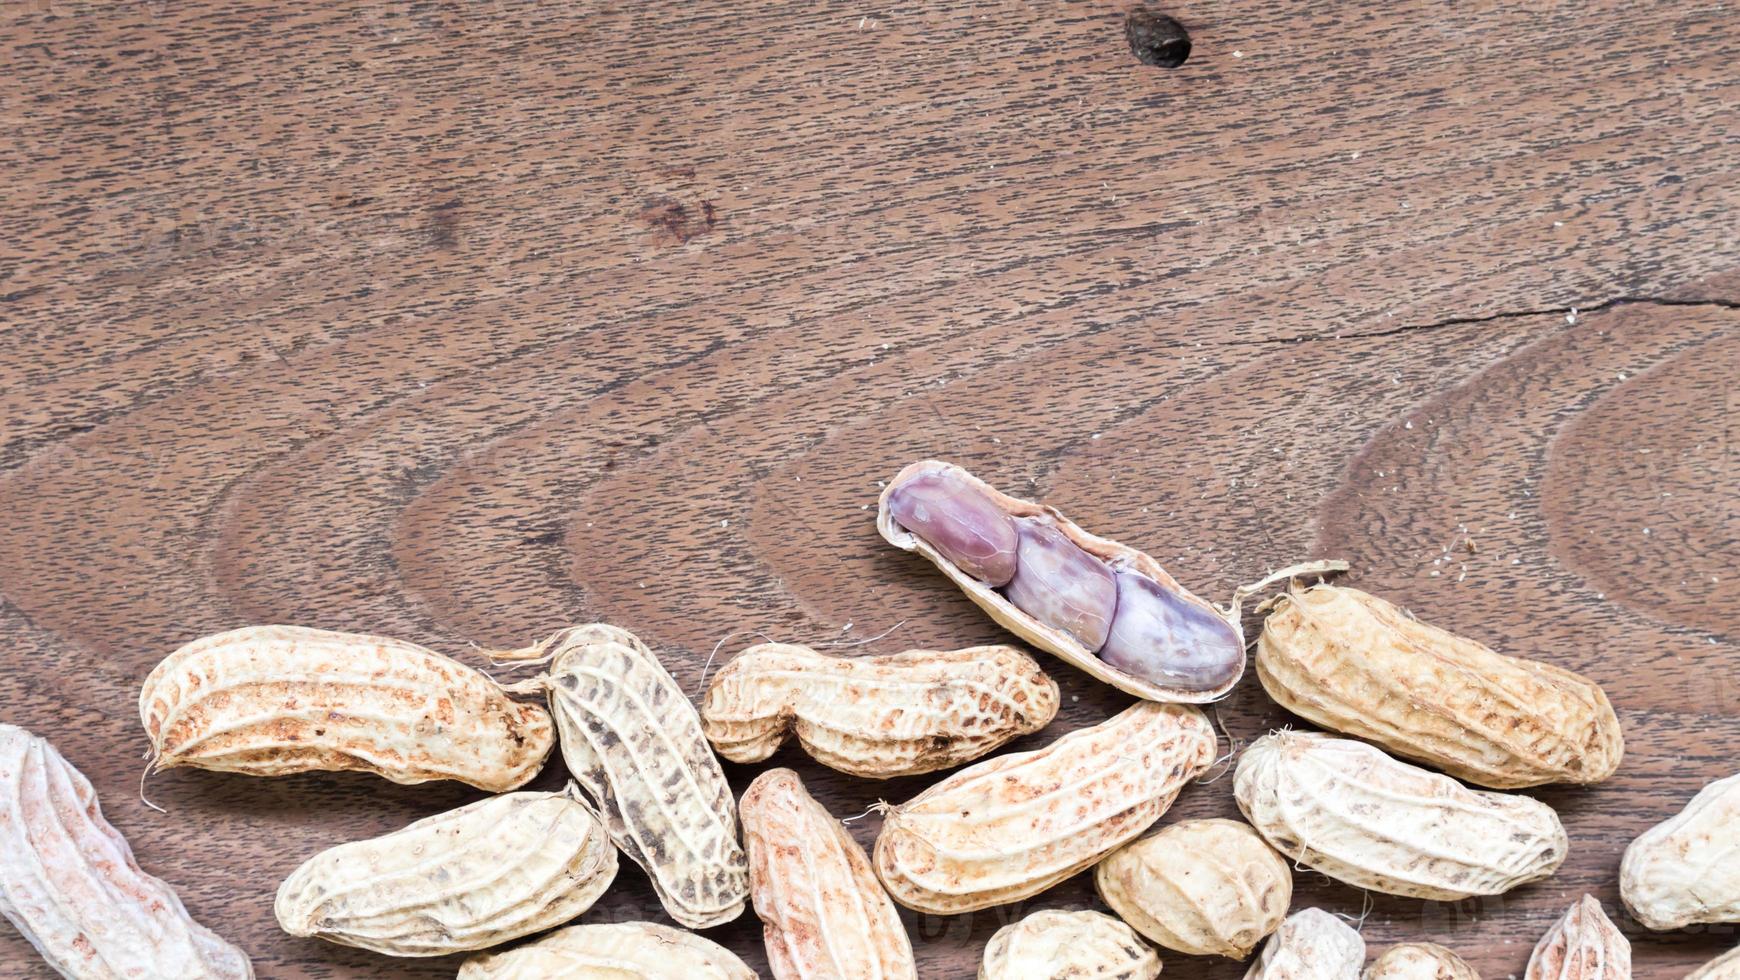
[1243, 908, 1364, 980]
[456, 921, 756, 979]
[1525, 895, 1631, 980]
[1620, 771, 1740, 930]
[875, 701, 1216, 914]
[1235, 731, 1566, 901]
[274, 784, 616, 956]
[877, 460, 1244, 703]
[1686, 946, 1740, 980]
[741, 768, 915, 980]
[702, 641, 1058, 778]
[140, 625, 554, 792]
[1095, 817, 1291, 960]
[516, 623, 749, 930]
[0, 724, 253, 979]
[1364, 943, 1481, 980]
[979, 909, 1162, 980]
[1256, 584, 1622, 788]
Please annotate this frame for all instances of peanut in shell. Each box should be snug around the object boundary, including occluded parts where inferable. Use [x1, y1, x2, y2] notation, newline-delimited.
[1364, 943, 1481, 980]
[274, 783, 616, 956]
[0, 724, 253, 979]
[741, 767, 915, 980]
[457, 921, 755, 979]
[1524, 895, 1631, 980]
[1243, 908, 1364, 980]
[140, 624, 554, 792]
[1235, 731, 1567, 901]
[1256, 584, 1622, 789]
[875, 700, 1216, 914]
[701, 641, 1058, 778]
[498, 623, 750, 929]
[879, 459, 1342, 703]
[1620, 770, 1740, 931]
[1095, 818, 1291, 960]
[979, 909, 1162, 980]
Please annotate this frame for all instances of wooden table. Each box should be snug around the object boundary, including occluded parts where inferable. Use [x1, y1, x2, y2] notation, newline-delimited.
[3, 1, 1735, 976]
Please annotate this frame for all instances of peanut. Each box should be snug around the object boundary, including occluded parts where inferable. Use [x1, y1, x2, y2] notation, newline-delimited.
[879, 460, 1342, 702]
[1243, 908, 1365, 980]
[1234, 731, 1566, 900]
[700, 642, 1059, 778]
[274, 783, 616, 956]
[457, 922, 755, 980]
[1095, 817, 1291, 960]
[740, 768, 915, 980]
[498, 623, 749, 929]
[1365, 943, 1481, 980]
[979, 909, 1161, 980]
[875, 701, 1216, 914]
[1256, 584, 1622, 788]
[1620, 770, 1740, 930]
[1524, 896, 1631, 980]
[139, 625, 554, 792]
[1687, 947, 1740, 980]
[0, 724, 253, 979]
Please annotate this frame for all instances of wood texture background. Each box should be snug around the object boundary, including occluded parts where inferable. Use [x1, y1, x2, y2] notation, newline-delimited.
[2, 0, 1736, 976]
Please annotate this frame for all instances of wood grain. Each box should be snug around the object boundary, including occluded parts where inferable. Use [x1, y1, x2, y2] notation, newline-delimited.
[1, 0, 1735, 976]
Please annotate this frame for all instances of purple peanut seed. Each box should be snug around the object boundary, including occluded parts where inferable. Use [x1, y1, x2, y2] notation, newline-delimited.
[1100, 571, 1244, 691]
[887, 469, 1019, 586]
[1001, 517, 1118, 652]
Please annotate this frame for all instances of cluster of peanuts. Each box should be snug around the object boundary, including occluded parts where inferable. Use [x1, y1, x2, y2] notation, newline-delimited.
[0, 458, 1733, 979]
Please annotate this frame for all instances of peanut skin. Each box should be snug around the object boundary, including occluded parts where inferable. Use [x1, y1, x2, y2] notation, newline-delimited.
[885, 467, 1018, 585]
[1103, 569, 1247, 696]
[1003, 516, 1118, 650]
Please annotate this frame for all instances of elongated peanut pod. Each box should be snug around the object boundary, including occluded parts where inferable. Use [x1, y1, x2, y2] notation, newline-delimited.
[742, 768, 916, 980]
[1620, 770, 1740, 930]
[1525, 896, 1631, 980]
[1364, 943, 1481, 980]
[879, 459, 1342, 702]
[1095, 817, 1291, 960]
[875, 701, 1216, 914]
[0, 724, 253, 979]
[700, 642, 1058, 778]
[1235, 731, 1567, 900]
[497, 623, 750, 929]
[275, 784, 616, 956]
[140, 625, 554, 792]
[1257, 583, 1622, 788]
[1244, 908, 1364, 980]
[979, 909, 1162, 980]
[457, 921, 756, 979]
